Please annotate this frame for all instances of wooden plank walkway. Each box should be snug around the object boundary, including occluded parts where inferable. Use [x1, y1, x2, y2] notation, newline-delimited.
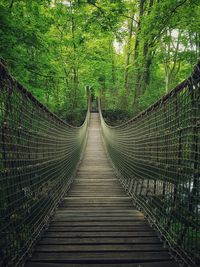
[25, 113, 179, 267]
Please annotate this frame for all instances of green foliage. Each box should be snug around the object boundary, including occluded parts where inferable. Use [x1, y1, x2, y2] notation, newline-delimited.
[102, 109, 132, 126]
[0, 0, 199, 124]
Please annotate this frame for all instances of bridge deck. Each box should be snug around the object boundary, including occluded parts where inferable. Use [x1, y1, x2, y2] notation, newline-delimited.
[25, 113, 179, 267]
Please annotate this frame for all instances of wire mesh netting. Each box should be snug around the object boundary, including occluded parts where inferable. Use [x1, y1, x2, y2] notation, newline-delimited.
[0, 63, 89, 266]
[100, 61, 200, 266]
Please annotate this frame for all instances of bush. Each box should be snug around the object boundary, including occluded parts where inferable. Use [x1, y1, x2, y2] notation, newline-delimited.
[102, 109, 132, 126]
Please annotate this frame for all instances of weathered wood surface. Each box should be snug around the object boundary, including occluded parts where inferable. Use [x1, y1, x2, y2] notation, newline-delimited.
[25, 113, 178, 267]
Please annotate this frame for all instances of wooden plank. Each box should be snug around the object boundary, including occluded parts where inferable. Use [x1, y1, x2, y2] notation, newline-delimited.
[66, 193, 131, 196]
[67, 194, 127, 197]
[73, 180, 118, 183]
[58, 205, 134, 209]
[43, 231, 157, 238]
[52, 217, 145, 222]
[60, 205, 134, 208]
[53, 217, 144, 222]
[28, 251, 172, 262]
[38, 237, 162, 245]
[34, 244, 167, 252]
[55, 211, 143, 215]
[50, 221, 148, 226]
[68, 188, 124, 191]
[63, 197, 129, 199]
[70, 185, 123, 188]
[47, 226, 152, 231]
[25, 261, 179, 267]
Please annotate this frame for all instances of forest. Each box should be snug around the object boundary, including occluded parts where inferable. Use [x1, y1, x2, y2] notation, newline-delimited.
[0, 0, 200, 124]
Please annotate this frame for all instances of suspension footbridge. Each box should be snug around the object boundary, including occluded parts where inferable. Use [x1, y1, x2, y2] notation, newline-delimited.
[0, 61, 199, 267]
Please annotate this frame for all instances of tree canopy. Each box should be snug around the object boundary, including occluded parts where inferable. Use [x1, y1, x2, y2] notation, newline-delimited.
[0, 0, 199, 121]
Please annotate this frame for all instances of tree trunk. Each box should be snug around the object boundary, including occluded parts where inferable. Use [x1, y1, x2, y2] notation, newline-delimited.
[70, 1, 79, 108]
[124, 15, 134, 92]
[133, 0, 145, 105]
[9, 0, 15, 9]
[133, 0, 155, 105]
[109, 40, 116, 86]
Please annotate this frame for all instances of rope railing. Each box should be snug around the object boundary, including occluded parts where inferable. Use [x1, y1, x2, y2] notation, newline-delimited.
[100, 60, 200, 267]
[0, 63, 90, 266]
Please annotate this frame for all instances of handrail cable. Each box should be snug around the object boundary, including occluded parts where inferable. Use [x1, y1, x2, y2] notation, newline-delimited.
[0, 62, 90, 266]
[99, 60, 200, 267]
